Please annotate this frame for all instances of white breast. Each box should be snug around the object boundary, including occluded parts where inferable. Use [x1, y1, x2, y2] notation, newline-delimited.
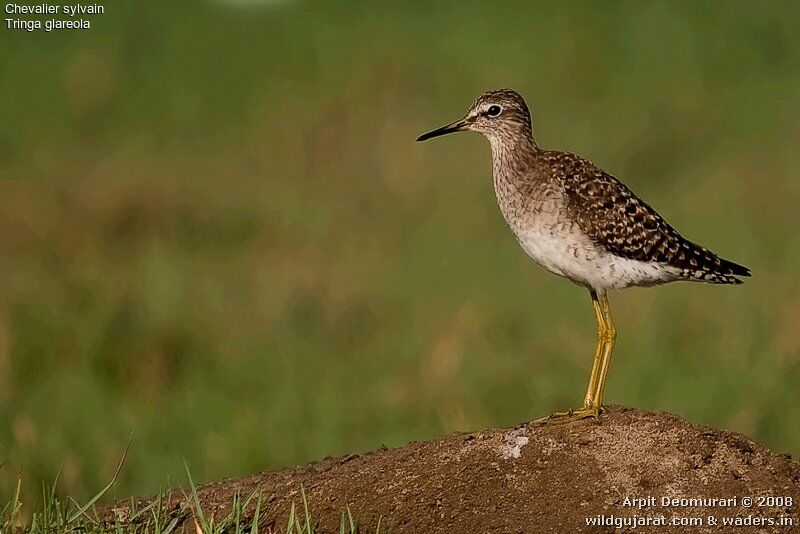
[492, 169, 680, 292]
[514, 222, 681, 291]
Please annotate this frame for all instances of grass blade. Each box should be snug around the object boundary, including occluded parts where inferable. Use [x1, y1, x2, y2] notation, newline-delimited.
[67, 433, 132, 523]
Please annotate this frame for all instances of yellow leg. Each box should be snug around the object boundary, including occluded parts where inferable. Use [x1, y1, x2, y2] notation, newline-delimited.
[533, 290, 608, 426]
[582, 290, 607, 409]
[594, 292, 617, 407]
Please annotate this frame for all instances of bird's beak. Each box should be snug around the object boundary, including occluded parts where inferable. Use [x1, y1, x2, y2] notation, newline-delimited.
[416, 117, 471, 142]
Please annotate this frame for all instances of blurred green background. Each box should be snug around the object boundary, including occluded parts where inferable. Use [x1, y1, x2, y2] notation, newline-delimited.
[1, 0, 799, 506]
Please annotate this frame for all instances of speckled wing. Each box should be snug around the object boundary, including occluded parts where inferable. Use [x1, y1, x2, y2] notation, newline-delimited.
[553, 153, 750, 284]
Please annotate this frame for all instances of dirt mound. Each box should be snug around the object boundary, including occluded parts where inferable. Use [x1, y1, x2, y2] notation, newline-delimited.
[111, 406, 799, 533]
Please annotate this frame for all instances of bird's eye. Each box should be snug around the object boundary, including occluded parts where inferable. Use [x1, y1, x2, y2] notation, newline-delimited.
[487, 105, 502, 117]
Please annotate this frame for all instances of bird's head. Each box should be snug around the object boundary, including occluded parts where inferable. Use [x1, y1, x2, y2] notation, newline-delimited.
[417, 89, 533, 145]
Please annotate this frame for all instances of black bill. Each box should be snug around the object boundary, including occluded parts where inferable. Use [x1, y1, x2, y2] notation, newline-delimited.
[416, 118, 469, 142]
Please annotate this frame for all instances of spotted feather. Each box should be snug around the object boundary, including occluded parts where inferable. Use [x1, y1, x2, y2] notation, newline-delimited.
[546, 152, 751, 284]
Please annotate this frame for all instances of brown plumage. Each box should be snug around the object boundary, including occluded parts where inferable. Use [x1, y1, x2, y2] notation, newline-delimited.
[418, 88, 750, 291]
[417, 88, 750, 423]
[552, 151, 751, 285]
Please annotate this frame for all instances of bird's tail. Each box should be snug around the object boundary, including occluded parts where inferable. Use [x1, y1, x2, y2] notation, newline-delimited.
[666, 235, 751, 284]
[681, 254, 751, 285]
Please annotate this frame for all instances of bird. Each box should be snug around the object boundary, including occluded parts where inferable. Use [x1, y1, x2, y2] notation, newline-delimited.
[417, 89, 750, 425]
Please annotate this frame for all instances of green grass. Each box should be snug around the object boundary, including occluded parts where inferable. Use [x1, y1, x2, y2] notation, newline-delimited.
[1, 467, 382, 534]
[1, 0, 799, 514]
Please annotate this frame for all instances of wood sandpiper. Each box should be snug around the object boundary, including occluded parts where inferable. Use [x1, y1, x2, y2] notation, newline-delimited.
[417, 89, 750, 425]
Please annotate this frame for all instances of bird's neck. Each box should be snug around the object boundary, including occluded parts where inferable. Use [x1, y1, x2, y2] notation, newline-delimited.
[488, 130, 539, 180]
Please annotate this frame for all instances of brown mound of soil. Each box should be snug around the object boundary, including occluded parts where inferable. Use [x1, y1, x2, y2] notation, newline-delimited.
[111, 406, 799, 533]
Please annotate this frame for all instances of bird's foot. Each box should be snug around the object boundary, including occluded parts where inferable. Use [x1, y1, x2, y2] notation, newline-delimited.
[532, 405, 601, 426]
